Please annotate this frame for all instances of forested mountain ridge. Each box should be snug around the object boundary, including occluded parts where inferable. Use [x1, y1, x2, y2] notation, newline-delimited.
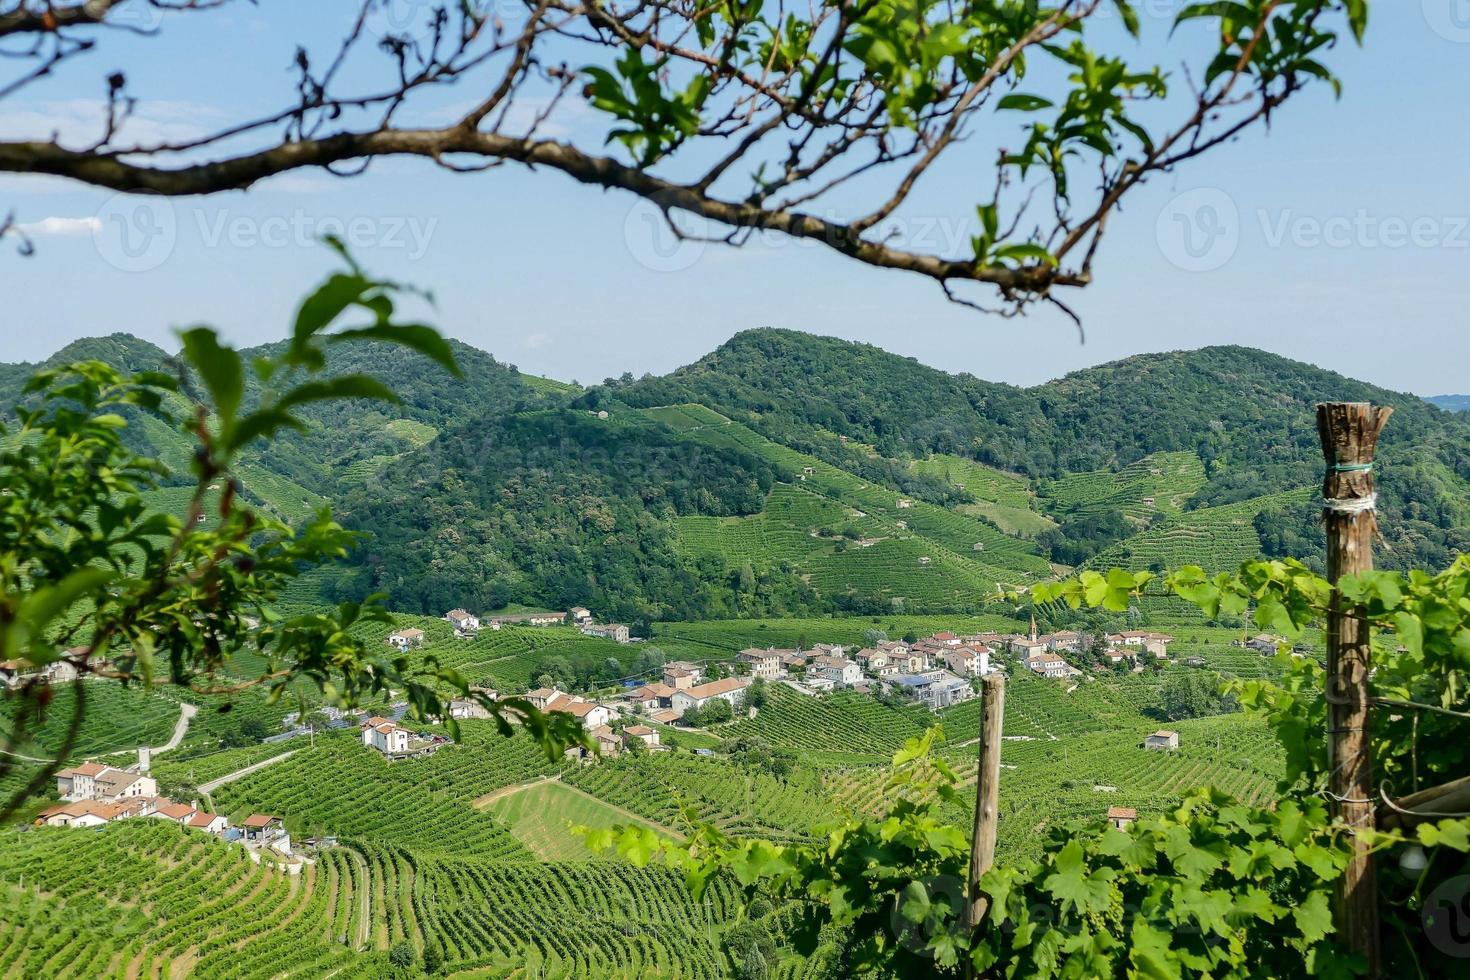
[1430, 395, 1470, 412]
[7, 330, 1468, 619]
[601, 330, 1470, 571]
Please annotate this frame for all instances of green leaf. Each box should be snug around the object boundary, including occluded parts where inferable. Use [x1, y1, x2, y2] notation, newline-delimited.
[329, 325, 462, 379]
[293, 273, 371, 348]
[178, 327, 244, 429]
[997, 93, 1054, 112]
[1293, 889, 1333, 943]
[276, 375, 399, 412]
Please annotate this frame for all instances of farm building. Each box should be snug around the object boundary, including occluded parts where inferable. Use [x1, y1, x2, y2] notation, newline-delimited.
[545, 695, 612, 731]
[581, 623, 631, 643]
[1, 653, 80, 689]
[622, 724, 659, 748]
[386, 628, 425, 651]
[889, 671, 974, 710]
[1027, 652, 1075, 679]
[444, 609, 480, 633]
[485, 611, 567, 627]
[1107, 806, 1137, 830]
[56, 762, 157, 803]
[36, 800, 133, 828]
[737, 648, 782, 680]
[242, 814, 291, 854]
[669, 677, 750, 716]
[623, 682, 677, 710]
[1144, 730, 1180, 751]
[568, 606, 593, 626]
[807, 655, 863, 687]
[590, 725, 623, 756]
[854, 648, 900, 678]
[942, 645, 992, 677]
[449, 699, 492, 720]
[361, 717, 411, 754]
[663, 662, 703, 689]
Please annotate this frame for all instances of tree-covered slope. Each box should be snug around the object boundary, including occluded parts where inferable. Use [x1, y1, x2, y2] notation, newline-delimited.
[604, 329, 1470, 570]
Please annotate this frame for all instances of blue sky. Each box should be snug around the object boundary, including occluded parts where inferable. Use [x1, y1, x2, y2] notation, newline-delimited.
[1, 2, 1467, 395]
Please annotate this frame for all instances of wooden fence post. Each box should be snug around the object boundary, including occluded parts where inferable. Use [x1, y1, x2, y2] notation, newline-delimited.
[966, 672, 1005, 932]
[1316, 401, 1392, 976]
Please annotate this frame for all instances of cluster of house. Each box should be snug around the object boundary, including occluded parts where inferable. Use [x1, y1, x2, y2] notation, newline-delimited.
[1003, 625, 1174, 678]
[732, 634, 993, 709]
[37, 758, 289, 854]
[518, 687, 664, 758]
[383, 606, 634, 652]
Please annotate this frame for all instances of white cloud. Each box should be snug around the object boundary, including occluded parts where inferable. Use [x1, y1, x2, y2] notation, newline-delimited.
[522, 331, 551, 349]
[17, 215, 100, 237]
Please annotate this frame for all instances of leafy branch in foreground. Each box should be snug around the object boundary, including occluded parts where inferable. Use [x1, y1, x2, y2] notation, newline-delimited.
[0, 243, 584, 822]
[0, 1, 1368, 317]
[591, 556, 1470, 977]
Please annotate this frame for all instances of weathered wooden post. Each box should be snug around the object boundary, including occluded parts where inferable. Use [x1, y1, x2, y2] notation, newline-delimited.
[966, 671, 1005, 932]
[1316, 401, 1392, 975]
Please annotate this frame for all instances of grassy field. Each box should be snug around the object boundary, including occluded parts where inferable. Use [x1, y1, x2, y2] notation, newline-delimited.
[482, 779, 677, 860]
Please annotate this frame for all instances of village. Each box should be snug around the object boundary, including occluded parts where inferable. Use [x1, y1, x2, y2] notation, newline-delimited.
[381, 605, 1186, 762]
[30, 607, 1193, 846]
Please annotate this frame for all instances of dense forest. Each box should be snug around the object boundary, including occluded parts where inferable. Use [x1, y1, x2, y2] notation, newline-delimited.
[6, 329, 1467, 619]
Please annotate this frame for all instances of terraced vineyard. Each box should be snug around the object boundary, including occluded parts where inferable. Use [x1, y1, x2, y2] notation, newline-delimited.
[0, 821, 360, 979]
[1039, 451, 1207, 523]
[724, 687, 932, 757]
[1086, 487, 1315, 572]
[481, 779, 676, 859]
[0, 680, 180, 760]
[0, 815, 746, 979]
[651, 405, 1052, 603]
[212, 730, 556, 859]
[909, 454, 1058, 537]
[561, 751, 835, 841]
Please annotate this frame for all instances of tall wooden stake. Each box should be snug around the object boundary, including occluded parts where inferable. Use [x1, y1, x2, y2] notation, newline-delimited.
[1316, 401, 1392, 976]
[966, 672, 1004, 932]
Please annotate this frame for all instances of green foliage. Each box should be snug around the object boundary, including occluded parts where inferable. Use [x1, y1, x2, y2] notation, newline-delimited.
[0, 250, 583, 821]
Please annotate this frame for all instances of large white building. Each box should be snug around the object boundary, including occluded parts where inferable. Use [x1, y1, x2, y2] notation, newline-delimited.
[737, 648, 782, 680]
[808, 655, 863, 687]
[56, 762, 157, 803]
[669, 677, 750, 716]
[942, 645, 992, 677]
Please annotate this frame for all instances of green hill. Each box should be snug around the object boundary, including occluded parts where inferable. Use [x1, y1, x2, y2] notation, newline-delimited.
[9, 328, 1469, 619]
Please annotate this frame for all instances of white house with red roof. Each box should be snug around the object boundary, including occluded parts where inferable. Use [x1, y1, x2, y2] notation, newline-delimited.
[942, 645, 992, 677]
[361, 716, 411, 754]
[386, 628, 426, 651]
[669, 677, 750, 716]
